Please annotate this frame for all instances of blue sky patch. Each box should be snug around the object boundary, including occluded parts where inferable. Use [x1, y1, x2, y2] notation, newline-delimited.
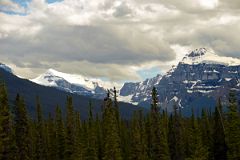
[138, 67, 162, 79]
[46, 0, 63, 4]
[12, 0, 31, 8]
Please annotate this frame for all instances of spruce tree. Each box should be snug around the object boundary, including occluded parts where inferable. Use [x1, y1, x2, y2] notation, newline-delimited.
[84, 102, 98, 160]
[145, 114, 152, 158]
[186, 109, 208, 160]
[95, 114, 103, 160]
[55, 106, 65, 160]
[0, 84, 16, 160]
[213, 98, 227, 160]
[35, 96, 47, 160]
[168, 105, 185, 160]
[200, 109, 213, 160]
[150, 87, 170, 160]
[73, 111, 82, 160]
[226, 90, 240, 159]
[102, 92, 122, 160]
[65, 96, 75, 160]
[14, 94, 31, 160]
[46, 113, 57, 160]
[130, 110, 148, 160]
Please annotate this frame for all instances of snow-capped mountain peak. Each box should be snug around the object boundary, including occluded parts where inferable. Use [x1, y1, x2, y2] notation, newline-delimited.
[187, 48, 207, 57]
[181, 48, 240, 66]
[120, 48, 240, 109]
[31, 69, 121, 99]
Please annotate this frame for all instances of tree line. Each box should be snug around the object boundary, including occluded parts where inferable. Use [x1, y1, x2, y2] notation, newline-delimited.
[0, 84, 240, 160]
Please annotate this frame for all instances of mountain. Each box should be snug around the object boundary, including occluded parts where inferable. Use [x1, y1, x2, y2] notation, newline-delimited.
[119, 74, 162, 104]
[31, 68, 118, 99]
[14, 48, 240, 115]
[0, 67, 146, 119]
[120, 48, 240, 114]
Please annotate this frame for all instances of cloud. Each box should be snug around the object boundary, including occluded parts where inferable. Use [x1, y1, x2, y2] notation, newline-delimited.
[113, 2, 132, 18]
[0, 0, 239, 82]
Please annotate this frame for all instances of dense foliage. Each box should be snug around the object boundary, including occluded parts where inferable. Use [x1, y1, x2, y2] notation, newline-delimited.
[0, 83, 239, 160]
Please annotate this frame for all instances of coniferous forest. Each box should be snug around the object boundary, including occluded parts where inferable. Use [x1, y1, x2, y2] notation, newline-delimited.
[0, 83, 240, 160]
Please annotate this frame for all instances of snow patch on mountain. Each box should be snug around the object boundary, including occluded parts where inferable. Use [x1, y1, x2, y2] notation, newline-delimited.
[118, 94, 139, 105]
[181, 48, 240, 66]
[31, 68, 123, 99]
[32, 69, 120, 90]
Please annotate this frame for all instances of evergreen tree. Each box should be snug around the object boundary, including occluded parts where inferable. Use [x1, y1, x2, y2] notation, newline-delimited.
[226, 90, 240, 159]
[73, 111, 82, 160]
[102, 92, 122, 160]
[150, 87, 170, 160]
[55, 106, 65, 160]
[186, 109, 208, 160]
[200, 109, 213, 160]
[95, 114, 103, 160]
[65, 96, 75, 160]
[168, 105, 185, 160]
[213, 98, 227, 160]
[47, 113, 57, 160]
[145, 114, 152, 158]
[35, 96, 47, 160]
[84, 102, 98, 160]
[119, 120, 130, 160]
[14, 94, 31, 160]
[0, 84, 16, 160]
[130, 110, 148, 160]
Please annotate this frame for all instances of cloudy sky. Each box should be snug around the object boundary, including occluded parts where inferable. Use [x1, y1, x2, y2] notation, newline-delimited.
[0, 0, 240, 82]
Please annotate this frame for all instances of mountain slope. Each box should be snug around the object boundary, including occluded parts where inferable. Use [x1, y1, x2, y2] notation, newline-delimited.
[120, 48, 240, 113]
[31, 68, 119, 99]
[0, 68, 146, 119]
[119, 74, 162, 104]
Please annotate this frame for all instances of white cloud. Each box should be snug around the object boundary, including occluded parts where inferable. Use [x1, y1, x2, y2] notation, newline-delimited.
[0, 0, 239, 82]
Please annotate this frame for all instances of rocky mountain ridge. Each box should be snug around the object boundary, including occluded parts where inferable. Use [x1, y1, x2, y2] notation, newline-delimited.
[120, 48, 240, 110]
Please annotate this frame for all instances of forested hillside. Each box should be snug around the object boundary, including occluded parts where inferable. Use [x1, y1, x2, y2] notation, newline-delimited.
[0, 82, 240, 160]
[0, 68, 143, 119]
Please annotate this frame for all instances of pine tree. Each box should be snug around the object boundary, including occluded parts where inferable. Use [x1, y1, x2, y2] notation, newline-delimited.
[145, 113, 152, 158]
[55, 106, 65, 160]
[95, 114, 103, 160]
[130, 110, 148, 160]
[186, 109, 208, 160]
[14, 94, 31, 160]
[150, 87, 170, 160]
[84, 102, 98, 160]
[46, 113, 57, 160]
[226, 90, 240, 159]
[0, 84, 16, 160]
[102, 92, 122, 160]
[168, 105, 185, 160]
[213, 98, 227, 160]
[73, 111, 82, 160]
[200, 109, 213, 160]
[35, 96, 47, 160]
[65, 96, 75, 160]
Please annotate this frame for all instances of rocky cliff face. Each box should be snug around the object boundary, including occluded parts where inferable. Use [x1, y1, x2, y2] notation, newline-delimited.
[120, 74, 162, 104]
[120, 48, 240, 111]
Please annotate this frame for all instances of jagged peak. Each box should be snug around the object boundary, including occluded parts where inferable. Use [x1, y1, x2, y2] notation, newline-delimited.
[181, 48, 240, 66]
[187, 48, 207, 57]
